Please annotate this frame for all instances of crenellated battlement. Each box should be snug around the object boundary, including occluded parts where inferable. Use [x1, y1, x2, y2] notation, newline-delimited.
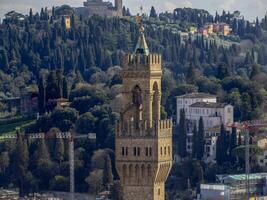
[116, 119, 172, 138]
[123, 54, 162, 71]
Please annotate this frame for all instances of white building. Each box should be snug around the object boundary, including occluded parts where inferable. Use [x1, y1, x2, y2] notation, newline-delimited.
[176, 93, 217, 123]
[176, 93, 234, 162]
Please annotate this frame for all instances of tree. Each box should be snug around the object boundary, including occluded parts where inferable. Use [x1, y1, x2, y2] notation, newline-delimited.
[54, 138, 65, 165]
[216, 124, 229, 165]
[62, 77, 68, 99]
[46, 71, 61, 102]
[230, 127, 237, 156]
[110, 181, 123, 200]
[186, 64, 197, 84]
[178, 109, 187, 158]
[49, 175, 69, 191]
[90, 149, 113, 186]
[250, 64, 260, 79]
[196, 117, 204, 160]
[35, 139, 53, 190]
[0, 49, 9, 72]
[86, 169, 104, 194]
[75, 112, 97, 134]
[229, 127, 238, 164]
[150, 6, 157, 18]
[14, 134, 29, 196]
[38, 76, 46, 114]
[122, 6, 127, 16]
[0, 152, 9, 175]
[192, 124, 197, 159]
[217, 63, 230, 80]
[103, 154, 113, 188]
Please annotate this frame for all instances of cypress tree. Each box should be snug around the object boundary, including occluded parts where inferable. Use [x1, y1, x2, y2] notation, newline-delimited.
[178, 109, 187, 158]
[196, 117, 204, 160]
[122, 6, 127, 16]
[38, 76, 46, 115]
[230, 127, 237, 155]
[230, 127, 237, 163]
[149, 6, 157, 18]
[36, 139, 50, 164]
[62, 77, 68, 99]
[54, 138, 65, 166]
[14, 134, 29, 196]
[216, 124, 228, 165]
[186, 64, 197, 84]
[192, 124, 198, 159]
[103, 154, 113, 188]
[0, 49, 9, 72]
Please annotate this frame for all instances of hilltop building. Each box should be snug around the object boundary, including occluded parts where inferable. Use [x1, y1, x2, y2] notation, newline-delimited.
[75, 0, 123, 18]
[176, 93, 234, 162]
[115, 23, 172, 200]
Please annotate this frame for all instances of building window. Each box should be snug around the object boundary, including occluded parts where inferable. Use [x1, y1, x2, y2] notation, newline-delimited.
[126, 147, 128, 156]
[158, 189, 160, 196]
[164, 147, 167, 155]
[137, 147, 140, 156]
[168, 146, 170, 155]
[134, 147, 137, 156]
[122, 147, 125, 156]
[145, 147, 148, 156]
[149, 147, 152, 156]
[160, 147, 163, 155]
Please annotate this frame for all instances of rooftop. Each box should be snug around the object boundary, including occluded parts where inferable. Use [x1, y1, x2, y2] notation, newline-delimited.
[190, 102, 229, 109]
[217, 173, 267, 182]
[176, 93, 216, 99]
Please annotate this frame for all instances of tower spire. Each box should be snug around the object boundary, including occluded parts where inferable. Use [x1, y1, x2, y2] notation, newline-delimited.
[134, 13, 150, 55]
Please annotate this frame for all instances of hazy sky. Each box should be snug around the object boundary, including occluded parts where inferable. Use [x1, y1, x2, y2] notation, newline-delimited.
[0, 0, 266, 21]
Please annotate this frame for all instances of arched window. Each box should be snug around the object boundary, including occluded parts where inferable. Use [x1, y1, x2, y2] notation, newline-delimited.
[132, 85, 142, 106]
[137, 147, 140, 156]
[122, 147, 125, 156]
[122, 164, 127, 183]
[145, 147, 148, 156]
[135, 165, 140, 183]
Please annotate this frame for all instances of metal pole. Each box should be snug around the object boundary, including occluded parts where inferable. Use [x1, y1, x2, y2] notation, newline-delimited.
[245, 129, 250, 199]
[69, 136, 75, 200]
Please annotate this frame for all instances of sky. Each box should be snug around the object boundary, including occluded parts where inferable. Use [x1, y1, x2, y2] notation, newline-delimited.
[0, 0, 267, 21]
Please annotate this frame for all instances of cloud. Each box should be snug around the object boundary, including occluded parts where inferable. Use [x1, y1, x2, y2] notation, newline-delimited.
[179, 0, 193, 8]
[219, 0, 237, 11]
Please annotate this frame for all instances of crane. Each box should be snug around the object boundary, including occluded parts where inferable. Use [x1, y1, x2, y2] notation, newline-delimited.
[0, 130, 96, 200]
[229, 120, 267, 199]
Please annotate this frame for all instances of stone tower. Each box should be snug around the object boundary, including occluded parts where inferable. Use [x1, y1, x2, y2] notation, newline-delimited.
[115, 0, 123, 16]
[115, 24, 173, 200]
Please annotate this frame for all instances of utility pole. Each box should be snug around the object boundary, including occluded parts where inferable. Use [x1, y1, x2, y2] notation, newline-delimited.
[69, 134, 75, 200]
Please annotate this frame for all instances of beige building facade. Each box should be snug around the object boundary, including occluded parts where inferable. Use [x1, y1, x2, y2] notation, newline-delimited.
[115, 25, 172, 200]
